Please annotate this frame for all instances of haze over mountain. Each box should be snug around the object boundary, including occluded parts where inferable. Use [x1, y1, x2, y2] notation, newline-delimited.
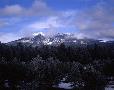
[8, 32, 111, 47]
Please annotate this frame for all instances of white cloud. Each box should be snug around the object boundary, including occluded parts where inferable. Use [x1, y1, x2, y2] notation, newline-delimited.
[2, 5, 23, 15]
[20, 16, 67, 37]
[0, 33, 21, 43]
[29, 17, 64, 29]
[0, 0, 55, 17]
[0, 1, 114, 42]
[0, 20, 9, 27]
[74, 2, 114, 39]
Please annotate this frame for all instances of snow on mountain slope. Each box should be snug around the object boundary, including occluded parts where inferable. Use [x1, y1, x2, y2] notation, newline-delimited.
[7, 32, 104, 46]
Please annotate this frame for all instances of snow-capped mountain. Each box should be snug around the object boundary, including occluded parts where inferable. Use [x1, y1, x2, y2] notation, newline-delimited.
[7, 33, 106, 46]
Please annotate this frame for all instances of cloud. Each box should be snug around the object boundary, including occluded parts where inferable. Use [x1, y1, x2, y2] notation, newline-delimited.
[1, 5, 23, 16]
[0, 0, 55, 17]
[74, 2, 114, 40]
[0, 0, 114, 42]
[0, 20, 9, 27]
[20, 16, 67, 37]
[0, 33, 21, 43]
[0, 17, 22, 27]
[29, 17, 64, 29]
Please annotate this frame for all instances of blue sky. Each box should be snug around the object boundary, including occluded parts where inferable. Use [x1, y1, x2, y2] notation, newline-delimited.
[0, 0, 100, 8]
[0, 0, 114, 42]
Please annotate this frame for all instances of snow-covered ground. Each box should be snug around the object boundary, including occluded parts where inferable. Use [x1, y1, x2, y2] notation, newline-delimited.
[105, 85, 114, 90]
[57, 82, 74, 89]
[105, 87, 114, 90]
[53, 76, 74, 89]
[105, 80, 114, 90]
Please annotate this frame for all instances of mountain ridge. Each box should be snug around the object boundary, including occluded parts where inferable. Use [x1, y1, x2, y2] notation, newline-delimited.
[7, 33, 114, 46]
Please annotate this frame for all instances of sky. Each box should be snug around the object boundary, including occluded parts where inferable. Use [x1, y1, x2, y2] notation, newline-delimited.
[0, 0, 114, 42]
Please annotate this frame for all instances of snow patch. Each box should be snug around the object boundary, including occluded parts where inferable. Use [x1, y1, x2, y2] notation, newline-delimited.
[58, 82, 74, 89]
[73, 40, 77, 43]
[53, 76, 74, 89]
[105, 87, 114, 90]
[4, 80, 10, 88]
[21, 40, 30, 43]
[99, 40, 107, 43]
[47, 42, 53, 45]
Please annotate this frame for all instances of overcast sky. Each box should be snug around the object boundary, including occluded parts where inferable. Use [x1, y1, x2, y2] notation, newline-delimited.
[0, 0, 114, 42]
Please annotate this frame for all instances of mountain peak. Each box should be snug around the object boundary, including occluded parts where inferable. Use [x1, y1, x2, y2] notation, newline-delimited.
[7, 33, 108, 46]
[32, 32, 45, 36]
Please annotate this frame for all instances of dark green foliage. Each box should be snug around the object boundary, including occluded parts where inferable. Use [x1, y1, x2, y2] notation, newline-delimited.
[0, 42, 113, 89]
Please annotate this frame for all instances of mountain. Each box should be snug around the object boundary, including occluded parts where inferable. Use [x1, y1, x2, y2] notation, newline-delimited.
[7, 33, 109, 46]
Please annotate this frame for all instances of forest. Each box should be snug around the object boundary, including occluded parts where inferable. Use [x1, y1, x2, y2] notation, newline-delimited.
[0, 42, 114, 90]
